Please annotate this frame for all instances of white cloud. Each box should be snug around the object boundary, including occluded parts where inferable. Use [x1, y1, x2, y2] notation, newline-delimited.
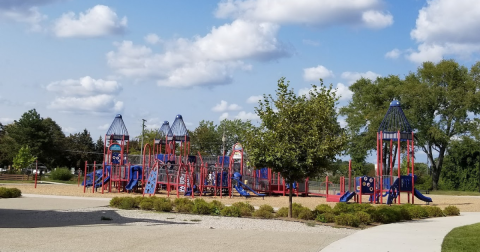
[385, 48, 401, 59]
[144, 33, 161, 44]
[341, 71, 381, 84]
[62, 126, 77, 134]
[53, 5, 127, 38]
[46, 76, 123, 114]
[46, 76, 122, 96]
[407, 0, 480, 63]
[235, 111, 259, 121]
[0, 118, 14, 124]
[212, 100, 242, 112]
[48, 95, 124, 114]
[219, 112, 229, 120]
[303, 65, 334, 81]
[215, 0, 393, 29]
[361, 10, 393, 29]
[0, 0, 56, 31]
[246, 95, 262, 104]
[335, 83, 353, 101]
[338, 117, 347, 128]
[98, 123, 110, 130]
[107, 19, 289, 88]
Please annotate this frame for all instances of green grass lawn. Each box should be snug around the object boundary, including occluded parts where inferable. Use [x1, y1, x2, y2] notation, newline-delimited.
[442, 223, 480, 252]
[429, 190, 480, 196]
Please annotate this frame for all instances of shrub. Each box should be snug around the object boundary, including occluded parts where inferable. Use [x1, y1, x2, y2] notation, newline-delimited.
[355, 211, 372, 225]
[276, 207, 289, 217]
[352, 204, 376, 215]
[139, 198, 154, 210]
[0, 187, 21, 198]
[231, 202, 255, 217]
[220, 206, 241, 217]
[371, 206, 400, 224]
[209, 200, 225, 215]
[174, 198, 194, 213]
[133, 196, 144, 208]
[153, 198, 173, 212]
[258, 204, 274, 213]
[297, 207, 315, 220]
[314, 204, 333, 215]
[316, 213, 336, 223]
[253, 209, 274, 219]
[335, 213, 360, 227]
[424, 206, 444, 217]
[109, 197, 123, 208]
[333, 203, 353, 215]
[404, 205, 428, 219]
[443, 205, 460, 216]
[192, 198, 213, 215]
[118, 197, 135, 210]
[50, 168, 73, 181]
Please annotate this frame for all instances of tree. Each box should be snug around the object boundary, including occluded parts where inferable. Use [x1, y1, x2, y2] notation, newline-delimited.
[12, 146, 37, 172]
[190, 120, 221, 156]
[218, 119, 254, 154]
[245, 78, 346, 217]
[341, 60, 480, 190]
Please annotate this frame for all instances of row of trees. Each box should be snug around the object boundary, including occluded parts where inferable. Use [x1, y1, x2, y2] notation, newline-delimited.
[0, 109, 104, 171]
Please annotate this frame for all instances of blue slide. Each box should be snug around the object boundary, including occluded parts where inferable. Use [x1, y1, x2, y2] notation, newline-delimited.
[126, 165, 142, 191]
[414, 188, 432, 203]
[94, 175, 110, 188]
[339, 191, 356, 202]
[387, 175, 432, 204]
[231, 172, 265, 198]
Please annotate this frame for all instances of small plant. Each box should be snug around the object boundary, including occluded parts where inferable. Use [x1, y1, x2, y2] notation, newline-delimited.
[192, 198, 213, 215]
[355, 211, 372, 225]
[292, 203, 307, 218]
[316, 213, 336, 223]
[209, 200, 225, 215]
[0, 187, 21, 198]
[118, 197, 136, 210]
[133, 196, 144, 208]
[100, 216, 112, 221]
[403, 205, 428, 219]
[139, 198, 154, 210]
[371, 206, 400, 224]
[253, 209, 274, 219]
[231, 202, 255, 217]
[50, 168, 73, 181]
[352, 204, 376, 215]
[220, 206, 241, 217]
[305, 221, 316, 227]
[424, 206, 444, 217]
[314, 204, 333, 215]
[335, 213, 360, 227]
[333, 202, 353, 215]
[258, 204, 274, 213]
[153, 198, 173, 212]
[297, 207, 315, 220]
[443, 205, 460, 216]
[174, 198, 194, 213]
[109, 197, 123, 208]
[275, 207, 289, 217]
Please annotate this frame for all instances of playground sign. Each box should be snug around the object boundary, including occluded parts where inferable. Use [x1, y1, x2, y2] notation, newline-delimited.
[109, 144, 121, 151]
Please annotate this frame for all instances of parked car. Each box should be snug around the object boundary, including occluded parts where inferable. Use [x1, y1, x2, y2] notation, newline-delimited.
[23, 163, 48, 175]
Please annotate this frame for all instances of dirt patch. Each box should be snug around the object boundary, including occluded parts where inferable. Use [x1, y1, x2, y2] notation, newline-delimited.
[3, 183, 480, 212]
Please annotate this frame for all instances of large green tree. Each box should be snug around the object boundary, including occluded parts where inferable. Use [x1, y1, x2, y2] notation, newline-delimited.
[12, 145, 37, 172]
[245, 78, 346, 217]
[341, 60, 480, 190]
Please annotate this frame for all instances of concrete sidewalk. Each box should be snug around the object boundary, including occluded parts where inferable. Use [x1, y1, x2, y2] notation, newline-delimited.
[321, 212, 480, 252]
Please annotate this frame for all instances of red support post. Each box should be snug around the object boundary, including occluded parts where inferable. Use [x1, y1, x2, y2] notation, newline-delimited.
[380, 131, 383, 204]
[92, 161, 96, 193]
[83, 161, 87, 193]
[397, 131, 401, 204]
[412, 132, 415, 204]
[348, 160, 352, 192]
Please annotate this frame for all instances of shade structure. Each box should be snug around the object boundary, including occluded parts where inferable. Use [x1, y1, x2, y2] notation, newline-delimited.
[106, 114, 129, 140]
[168, 114, 190, 141]
[378, 100, 412, 141]
[155, 121, 171, 144]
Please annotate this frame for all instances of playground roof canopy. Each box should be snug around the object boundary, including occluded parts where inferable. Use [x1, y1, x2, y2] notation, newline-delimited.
[378, 100, 413, 141]
[106, 114, 130, 140]
[155, 121, 171, 144]
[168, 114, 190, 141]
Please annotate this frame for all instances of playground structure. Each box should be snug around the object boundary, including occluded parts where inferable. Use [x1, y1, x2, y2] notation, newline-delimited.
[81, 102, 432, 205]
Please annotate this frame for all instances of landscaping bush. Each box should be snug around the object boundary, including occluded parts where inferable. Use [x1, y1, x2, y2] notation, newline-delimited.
[153, 198, 173, 212]
[314, 204, 333, 215]
[443, 205, 460, 216]
[118, 197, 136, 210]
[0, 187, 21, 198]
[371, 206, 401, 224]
[258, 204, 274, 213]
[134, 196, 144, 208]
[231, 202, 255, 217]
[209, 200, 225, 215]
[220, 206, 241, 217]
[389, 205, 411, 221]
[174, 198, 194, 213]
[297, 207, 315, 220]
[139, 198, 154, 210]
[335, 213, 360, 227]
[352, 204, 376, 215]
[253, 209, 274, 219]
[333, 202, 353, 215]
[275, 207, 289, 217]
[355, 211, 372, 225]
[404, 205, 428, 219]
[192, 198, 213, 215]
[316, 213, 336, 223]
[424, 206, 444, 217]
[109, 197, 122, 208]
[50, 168, 73, 181]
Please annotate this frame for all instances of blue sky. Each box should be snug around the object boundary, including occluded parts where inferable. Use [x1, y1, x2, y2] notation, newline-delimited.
[1, 0, 480, 163]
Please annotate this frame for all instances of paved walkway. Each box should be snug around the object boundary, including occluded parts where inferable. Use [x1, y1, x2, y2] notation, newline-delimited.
[321, 212, 480, 252]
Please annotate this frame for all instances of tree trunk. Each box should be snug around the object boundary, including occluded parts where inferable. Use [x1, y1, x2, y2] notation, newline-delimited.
[429, 147, 446, 190]
[288, 182, 293, 218]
